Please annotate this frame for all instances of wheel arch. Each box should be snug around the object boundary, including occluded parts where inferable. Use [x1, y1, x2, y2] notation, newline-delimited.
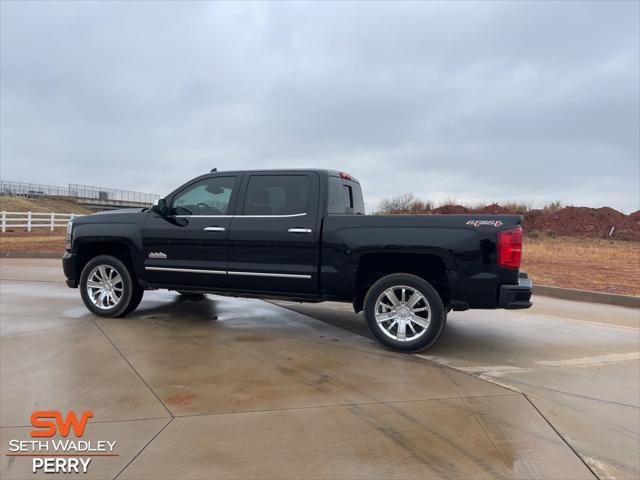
[353, 252, 449, 313]
[74, 239, 139, 282]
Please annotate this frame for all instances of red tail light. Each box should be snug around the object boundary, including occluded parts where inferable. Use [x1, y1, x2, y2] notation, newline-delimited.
[339, 171, 352, 180]
[497, 227, 522, 269]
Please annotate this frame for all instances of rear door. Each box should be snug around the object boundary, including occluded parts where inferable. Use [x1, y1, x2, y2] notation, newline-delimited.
[227, 172, 320, 294]
[142, 174, 240, 288]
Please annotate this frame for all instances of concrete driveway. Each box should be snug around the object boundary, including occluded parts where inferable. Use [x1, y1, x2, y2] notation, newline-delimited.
[1, 258, 637, 479]
[275, 297, 640, 480]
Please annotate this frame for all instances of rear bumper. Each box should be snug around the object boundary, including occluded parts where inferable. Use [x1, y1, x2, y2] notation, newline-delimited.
[498, 271, 533, 309]
[62, 252, 78, 288]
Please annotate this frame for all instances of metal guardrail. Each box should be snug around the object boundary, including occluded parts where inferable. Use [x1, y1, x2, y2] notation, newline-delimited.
[0, 180, 159, 206]
[0, 181, 71, 198]
[68, 183, 159, 205]
[0, 212, 86, 232]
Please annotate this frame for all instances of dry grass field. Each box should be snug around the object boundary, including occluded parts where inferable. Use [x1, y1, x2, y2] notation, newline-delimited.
[0, 196, 93, 214]
[0, 233, 66, 253]
[523, 236, 639, 296]
[1, 233, 637, 296]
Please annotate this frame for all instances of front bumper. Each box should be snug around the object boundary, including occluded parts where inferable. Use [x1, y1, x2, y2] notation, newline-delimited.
[498, 271, 533, 309]
[62, 252, 78, 288]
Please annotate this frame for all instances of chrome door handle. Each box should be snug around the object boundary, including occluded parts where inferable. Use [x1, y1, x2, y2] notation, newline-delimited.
[288, 228, 312, 234]
[204, 226, 226, 232]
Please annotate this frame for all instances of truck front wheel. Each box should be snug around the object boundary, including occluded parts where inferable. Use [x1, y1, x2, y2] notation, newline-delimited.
[363, 273, 446, 352]
[79, 255, 142, 318]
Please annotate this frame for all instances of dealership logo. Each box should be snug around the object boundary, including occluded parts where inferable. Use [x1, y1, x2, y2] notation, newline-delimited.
[31, 410, 93, 438]
[6, 410, 117, 474]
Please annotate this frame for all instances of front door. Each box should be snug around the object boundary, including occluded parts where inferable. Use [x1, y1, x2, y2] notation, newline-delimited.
[227, 172, 320, 295]
[142, 175, 239, 288]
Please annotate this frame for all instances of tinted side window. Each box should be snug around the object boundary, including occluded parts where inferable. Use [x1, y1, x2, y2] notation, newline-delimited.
[171, 176, 236, 215]
[328, 177, 365, 215]
[343, 185, 353, 209]
[244, 175, 309, 215]
[352, 183, 365, 214]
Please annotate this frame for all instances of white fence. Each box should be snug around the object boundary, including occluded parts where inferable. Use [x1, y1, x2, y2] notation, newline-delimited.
[0, 212, 85, 233]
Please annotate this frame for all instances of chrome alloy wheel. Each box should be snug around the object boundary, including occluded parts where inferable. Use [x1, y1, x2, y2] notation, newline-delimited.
[86, 264, 124, 309]
[374, 285, 431, 342]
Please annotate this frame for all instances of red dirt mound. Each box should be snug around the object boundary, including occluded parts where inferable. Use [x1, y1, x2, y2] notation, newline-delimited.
[424, 205, 640, 240]
[523, 207, 640, 241]
[431, 204, 469, 214]
[476, 203, 512, 214]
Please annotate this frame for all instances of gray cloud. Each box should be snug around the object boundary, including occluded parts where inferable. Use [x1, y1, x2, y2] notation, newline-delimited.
[1, 1, 638, 212]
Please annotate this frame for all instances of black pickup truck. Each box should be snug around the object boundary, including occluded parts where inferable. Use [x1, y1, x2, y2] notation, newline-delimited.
[63, 169, 532, 352]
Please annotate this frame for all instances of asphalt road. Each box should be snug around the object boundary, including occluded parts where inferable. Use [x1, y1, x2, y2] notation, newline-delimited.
[1, 258, 638, 479]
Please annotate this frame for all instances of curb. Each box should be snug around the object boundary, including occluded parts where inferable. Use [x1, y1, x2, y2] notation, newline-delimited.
[0, 251, 62, 259]
[534, 285, 639, 309]
[1, 251, 638, 309]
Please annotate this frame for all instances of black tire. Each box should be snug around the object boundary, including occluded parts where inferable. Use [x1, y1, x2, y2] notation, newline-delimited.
[79, 255, 137, 318]
[363, 273, 446, 352]
[176, 291, 206, 300]
[123, 284, 144, 315]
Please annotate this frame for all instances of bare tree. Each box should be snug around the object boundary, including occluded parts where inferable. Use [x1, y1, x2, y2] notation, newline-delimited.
[378, 193, 417, 214]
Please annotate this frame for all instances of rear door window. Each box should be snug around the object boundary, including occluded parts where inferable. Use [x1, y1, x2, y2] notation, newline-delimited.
[243, 175, 310, 216]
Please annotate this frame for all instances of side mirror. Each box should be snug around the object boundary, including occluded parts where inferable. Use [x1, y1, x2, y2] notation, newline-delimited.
[152, 198, 168, 216]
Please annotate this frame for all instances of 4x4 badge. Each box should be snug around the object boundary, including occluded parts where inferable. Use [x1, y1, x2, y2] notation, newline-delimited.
[148, 252, 167, 259]
[466, 220, 504, 227]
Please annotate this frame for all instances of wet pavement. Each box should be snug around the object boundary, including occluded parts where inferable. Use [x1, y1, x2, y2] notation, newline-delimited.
[275, 298, 640, 480]
[1, 258, 638, 479]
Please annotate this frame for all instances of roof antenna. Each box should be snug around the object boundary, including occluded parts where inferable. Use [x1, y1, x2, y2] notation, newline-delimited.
[210, 168, 217, 173]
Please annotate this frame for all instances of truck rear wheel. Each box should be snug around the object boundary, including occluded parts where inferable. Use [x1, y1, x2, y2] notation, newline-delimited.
[363, 273, 446, 352]
[79, 255, 140, 318]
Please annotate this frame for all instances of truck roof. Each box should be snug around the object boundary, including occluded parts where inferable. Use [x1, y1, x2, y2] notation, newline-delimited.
[208, 168, 360, 183]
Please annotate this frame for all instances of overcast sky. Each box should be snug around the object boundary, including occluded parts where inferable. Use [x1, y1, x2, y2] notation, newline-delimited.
[1, 1, 639, 212]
